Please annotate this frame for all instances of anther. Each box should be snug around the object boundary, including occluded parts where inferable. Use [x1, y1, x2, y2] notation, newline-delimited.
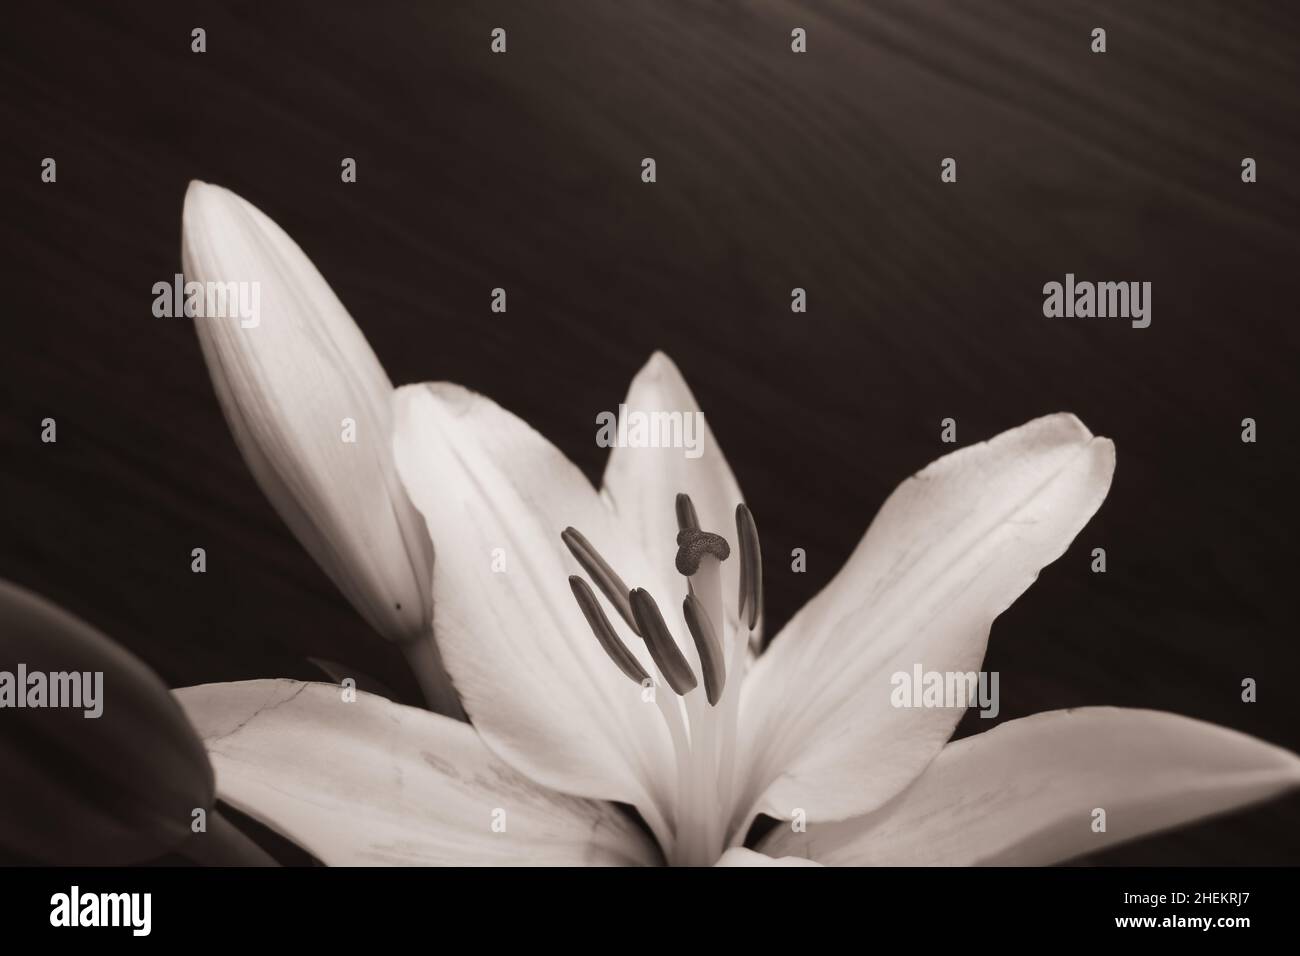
[568, 577, 649, 686]
[561, 527, 639, 636]
[682, 594, 725, 706]
[675, 528, 730, 576]
[675, 492, 700, 532]
[629, 588, 698, 695]
[735, 503, 763, 630]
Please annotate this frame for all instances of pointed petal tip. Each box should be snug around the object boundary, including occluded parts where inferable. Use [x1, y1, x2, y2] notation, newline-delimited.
[645, 349, 675, 370]
[182, 179, 234, 222]
[1037, 411, 1097, 443]
[1052, 410, 1091, 433]
[636, 350, 683, 385]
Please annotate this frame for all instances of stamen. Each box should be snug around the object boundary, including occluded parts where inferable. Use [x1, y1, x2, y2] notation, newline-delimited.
[560, 495, 759, 864]
[675, 492, 700, 532]
[675, 528, 731, 576]
[682, 594, 725, 705]
[629, 588, 698, 695]
[568, 577, 649, 685]
[561, 527, 639, 636]
[735, 503, 763, 631]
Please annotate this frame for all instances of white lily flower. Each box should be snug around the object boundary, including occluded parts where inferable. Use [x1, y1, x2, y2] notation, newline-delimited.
[181, 183, 456, 714]
[175, 357, 1300, 865]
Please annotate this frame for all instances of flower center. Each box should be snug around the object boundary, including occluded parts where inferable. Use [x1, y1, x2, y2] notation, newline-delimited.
[564, 494, 762, 866]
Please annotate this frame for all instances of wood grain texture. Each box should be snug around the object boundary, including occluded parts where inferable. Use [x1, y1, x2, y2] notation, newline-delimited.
[0, 1, 1296, 864]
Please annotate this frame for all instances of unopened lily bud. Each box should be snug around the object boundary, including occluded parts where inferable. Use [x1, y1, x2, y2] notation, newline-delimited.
[0, 580, 213, 864]
[181, 181, 434, 646]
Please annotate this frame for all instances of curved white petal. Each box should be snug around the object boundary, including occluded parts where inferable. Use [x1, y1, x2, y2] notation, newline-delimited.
[760, 708, 1300, 866]
[392, 383, 676, 843]
[601, 353, 745, 633]
[714, 848, 823, 867]
[175, 680, 660, 866]
[181, 183, 435, 649]
[737, 414, 1115, 828]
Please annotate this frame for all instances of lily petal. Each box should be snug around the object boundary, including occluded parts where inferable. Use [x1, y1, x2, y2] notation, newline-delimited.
[182, 183, 437, 654]
[736, 414, 1115, 828]
[175, 680, 661, 866]
[714, 848, 823, 867]
[601, 353, 745, 633]
[392, 383, 676, 843]
[760, 707, 1300, 865]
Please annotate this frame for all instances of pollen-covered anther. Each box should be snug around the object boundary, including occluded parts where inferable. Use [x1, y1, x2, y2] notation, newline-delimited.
[674, 528, 730, 576]
[675, 493, 700, 532]
[568, 576, 649, 686]
[561, 527, 639, 636]
[629, 588, 697, 695]
[682, 594, 725, 705]
[735, 503, 763, 631]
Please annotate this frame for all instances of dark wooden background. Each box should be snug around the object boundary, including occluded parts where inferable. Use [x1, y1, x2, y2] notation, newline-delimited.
[1, 1, 1297, 864]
